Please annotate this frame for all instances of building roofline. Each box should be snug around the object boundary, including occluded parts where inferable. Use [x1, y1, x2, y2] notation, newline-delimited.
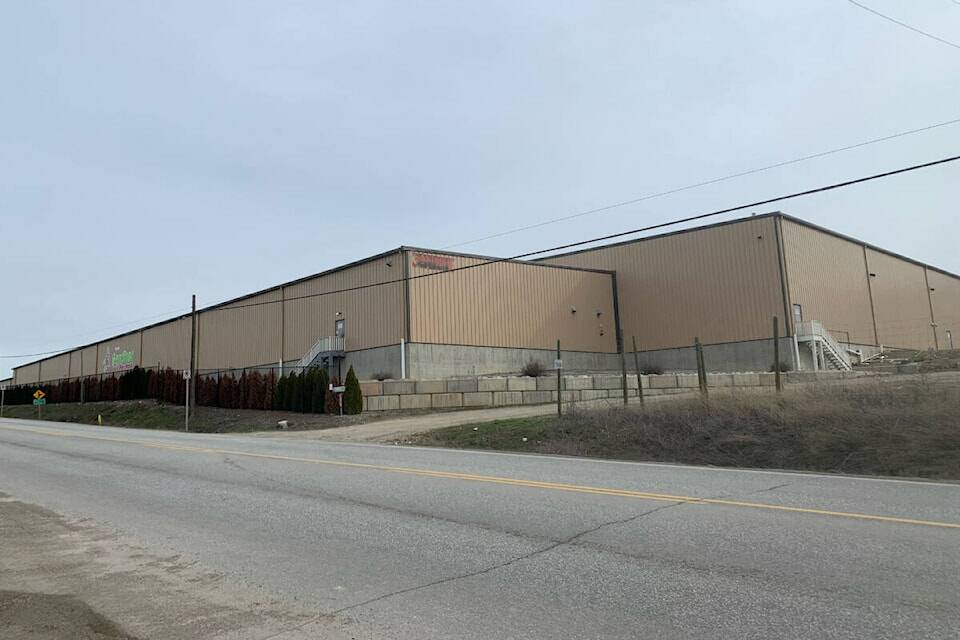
[534, 212, 783, 261]
[537, 211, 960, 280]
[13, 247, 407, 373]
[400, 245, 616, 276]
[775, 213, 960, 280]
[13, 244, 614, 374]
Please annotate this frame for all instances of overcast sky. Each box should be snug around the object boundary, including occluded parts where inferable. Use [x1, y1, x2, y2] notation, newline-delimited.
[2, 1, 959, 378]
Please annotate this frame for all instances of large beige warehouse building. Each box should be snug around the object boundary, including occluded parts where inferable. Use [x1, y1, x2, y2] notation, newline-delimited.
[12, 249, 618, 385]
[11, 212, 959, 386]
[540, 212, 959, 371]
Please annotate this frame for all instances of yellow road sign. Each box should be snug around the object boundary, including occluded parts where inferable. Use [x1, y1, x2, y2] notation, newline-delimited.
[33, 389, 46, 400]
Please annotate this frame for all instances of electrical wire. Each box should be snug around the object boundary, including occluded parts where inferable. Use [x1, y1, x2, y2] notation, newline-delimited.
[0, 307, 191, 359]
[4, 154, 958, 362]
[845, 0, 960, 50]
[442, 117, 960, 250]
[214, 153, 960, 312]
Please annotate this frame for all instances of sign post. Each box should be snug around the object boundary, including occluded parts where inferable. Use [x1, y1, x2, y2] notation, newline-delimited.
[554, 340, 562, 417]
[331, 383, 346, 416]
[33, 389, 46, 419]
[183, 369, 192, 431]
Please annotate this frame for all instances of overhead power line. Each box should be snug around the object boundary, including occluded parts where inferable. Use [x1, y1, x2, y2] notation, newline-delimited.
[442, 116, 960, 250]
[216, 153, 960, 312]
[4, 154, 957, 363]
[845, 0, 960, 50]
[0, 306, 191, 359]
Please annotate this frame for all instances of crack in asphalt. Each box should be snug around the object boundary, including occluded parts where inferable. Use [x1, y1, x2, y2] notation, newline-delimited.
[324, 500, 687, 617]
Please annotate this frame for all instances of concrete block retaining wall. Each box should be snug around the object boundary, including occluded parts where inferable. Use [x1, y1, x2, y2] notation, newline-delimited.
[360, 371, 868, 411]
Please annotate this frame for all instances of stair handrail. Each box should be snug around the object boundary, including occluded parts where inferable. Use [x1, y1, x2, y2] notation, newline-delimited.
[298, 335, 345, 368]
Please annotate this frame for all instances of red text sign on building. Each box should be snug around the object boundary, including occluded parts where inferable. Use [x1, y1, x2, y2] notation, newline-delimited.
[412, 253, 454, 272]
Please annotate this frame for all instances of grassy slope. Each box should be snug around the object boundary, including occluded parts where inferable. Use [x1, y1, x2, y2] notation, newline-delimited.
[413, 378, 960, 479]
[0, 400, 372, 433]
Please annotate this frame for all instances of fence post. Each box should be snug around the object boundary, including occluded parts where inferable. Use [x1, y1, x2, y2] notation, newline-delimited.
[773, 316, 782, 392]
[619, 331, 629, 406]
[632, 336, 644, 406]
[695, 337, 708, 397]
[556, 339, 562, 417]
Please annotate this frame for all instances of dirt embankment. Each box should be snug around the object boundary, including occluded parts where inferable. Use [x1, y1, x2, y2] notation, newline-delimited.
[414, 374, 960, 480]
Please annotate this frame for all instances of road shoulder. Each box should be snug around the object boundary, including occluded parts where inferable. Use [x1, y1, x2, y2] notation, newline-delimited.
[0, 492, 360, 640]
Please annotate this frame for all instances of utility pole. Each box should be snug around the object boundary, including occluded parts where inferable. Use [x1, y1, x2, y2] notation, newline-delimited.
[184, 369, 190, 431]
[1, 384, 5, 417]
[632, 336, 644, 406]
[189, 293, 197, 417]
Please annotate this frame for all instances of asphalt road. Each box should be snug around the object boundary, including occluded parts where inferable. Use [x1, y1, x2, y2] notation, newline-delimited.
[0, 417, 958, 639]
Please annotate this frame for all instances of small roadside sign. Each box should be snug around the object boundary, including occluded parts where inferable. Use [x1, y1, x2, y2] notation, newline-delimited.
[332, 386, 346, 393]
[553, 359, 563, 370]
[33, 389, 46, 400]
[33, 398, 46, 406]
[182, 370, 191, 380]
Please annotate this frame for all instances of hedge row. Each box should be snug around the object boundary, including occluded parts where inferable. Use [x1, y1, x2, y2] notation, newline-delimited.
[3, 366, 363, 415]
[2, 367, 184, 405]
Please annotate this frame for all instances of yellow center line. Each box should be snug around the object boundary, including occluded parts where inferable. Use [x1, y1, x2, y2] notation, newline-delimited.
[2, 422, 959, 530]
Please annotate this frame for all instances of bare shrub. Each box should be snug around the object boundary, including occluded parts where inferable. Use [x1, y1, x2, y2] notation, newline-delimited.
[521, 360, 546, 377]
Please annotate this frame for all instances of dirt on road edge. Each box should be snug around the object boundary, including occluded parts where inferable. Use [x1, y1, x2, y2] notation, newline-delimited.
[0, 493, 362, 640]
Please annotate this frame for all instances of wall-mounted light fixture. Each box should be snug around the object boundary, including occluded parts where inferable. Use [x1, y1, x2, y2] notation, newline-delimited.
[570, 306, 577, 314]
[869, 273, 877, 278]
[596, 310, 603, 318]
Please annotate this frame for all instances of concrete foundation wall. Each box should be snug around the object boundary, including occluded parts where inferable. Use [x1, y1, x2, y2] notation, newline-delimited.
[405, 343, 620, 378]
[361, 370, 874, 411]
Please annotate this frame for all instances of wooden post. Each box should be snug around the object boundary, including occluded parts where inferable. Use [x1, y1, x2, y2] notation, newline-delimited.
[556, 340, 562, 417]
[695, 337, 708, 397]
[619, 338, 629, 406]
[773, 316, 782, 392]
[189, 294, 197, 417]
[632, 336, 644, 406]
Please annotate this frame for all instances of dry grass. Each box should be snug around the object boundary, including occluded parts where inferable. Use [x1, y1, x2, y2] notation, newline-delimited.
[415, 377, 960, 479]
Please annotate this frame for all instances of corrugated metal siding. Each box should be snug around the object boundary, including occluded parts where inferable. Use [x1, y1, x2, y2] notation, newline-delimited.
[79, 345, 98, 377]
[408, 251, 617, 352]
[198, 290, 282, 370]
[928, 269, 960, 349]
[283, 252, 404, 360]
[96, 333, 143, 374]
[142, 318, 191, 370]
[15, 363, 40, 385]
[540, 217, 784, 350]
[39, 353, 71, 381]
[69, 350, 83, 377]
[864, 248, 935, 349]
[781, 219, 876, 345]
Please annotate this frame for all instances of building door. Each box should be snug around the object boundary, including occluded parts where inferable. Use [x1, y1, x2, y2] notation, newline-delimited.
[793, 304, 803, 326]
[334, 318, 345, 338]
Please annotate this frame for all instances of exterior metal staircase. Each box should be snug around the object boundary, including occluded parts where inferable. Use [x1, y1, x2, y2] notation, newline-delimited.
[796, 321, 854, 371]
[297, 335, 345, 369]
